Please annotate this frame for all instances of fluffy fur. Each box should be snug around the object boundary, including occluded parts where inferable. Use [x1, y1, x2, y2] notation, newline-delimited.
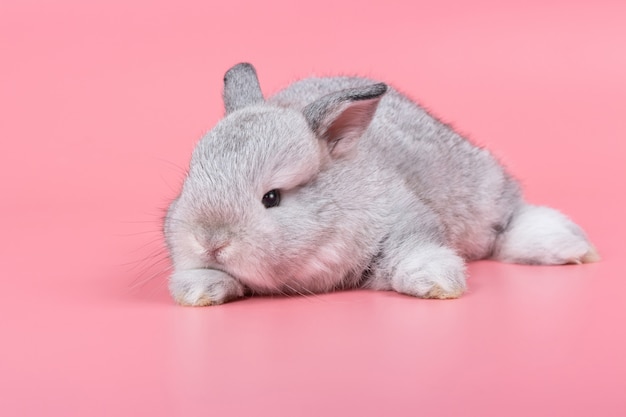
[163, 62, 598, 306]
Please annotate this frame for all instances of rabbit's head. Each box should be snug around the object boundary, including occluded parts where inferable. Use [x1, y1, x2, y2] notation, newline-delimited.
[165, 63, 387, 294]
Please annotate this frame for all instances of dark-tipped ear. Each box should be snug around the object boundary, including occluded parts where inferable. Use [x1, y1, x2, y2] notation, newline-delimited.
[223, 63, 265, 115]
[303, 83, 387, 158]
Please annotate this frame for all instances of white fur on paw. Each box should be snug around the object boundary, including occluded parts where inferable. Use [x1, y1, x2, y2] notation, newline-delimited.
[168, 269, 244, 306]
[393, 245, 467, 299]
[495, 205, 599, 265]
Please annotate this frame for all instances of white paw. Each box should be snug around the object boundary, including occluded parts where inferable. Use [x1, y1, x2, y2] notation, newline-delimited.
[494, 205, 600, 265]
[168, 269, 245, 306]
[392, 245, 467, 299]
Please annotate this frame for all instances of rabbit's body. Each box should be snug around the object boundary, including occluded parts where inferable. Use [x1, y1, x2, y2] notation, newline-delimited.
[164, 63, 598, 306]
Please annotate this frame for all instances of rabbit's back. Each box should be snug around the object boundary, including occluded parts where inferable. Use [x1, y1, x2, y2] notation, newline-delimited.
[271, 77, 521, 259]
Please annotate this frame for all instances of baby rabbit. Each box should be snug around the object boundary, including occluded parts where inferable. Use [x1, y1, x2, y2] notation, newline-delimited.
[164, 63, 598, 306]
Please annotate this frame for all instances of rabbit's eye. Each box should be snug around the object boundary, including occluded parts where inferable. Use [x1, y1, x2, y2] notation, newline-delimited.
[262, 189, 281, 208]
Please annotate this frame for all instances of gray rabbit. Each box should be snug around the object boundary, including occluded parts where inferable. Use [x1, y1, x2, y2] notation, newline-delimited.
[164, 63, 598, 306]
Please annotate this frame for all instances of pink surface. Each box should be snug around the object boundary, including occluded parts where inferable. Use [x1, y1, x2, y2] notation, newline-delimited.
[1, 0, 625, 416]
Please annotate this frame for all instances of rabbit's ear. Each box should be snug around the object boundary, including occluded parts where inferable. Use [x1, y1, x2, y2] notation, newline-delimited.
[304, 83, 387, 158]
[223, 63, 265, 114]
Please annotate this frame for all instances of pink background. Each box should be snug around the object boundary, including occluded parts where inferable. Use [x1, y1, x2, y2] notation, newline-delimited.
[1, 0, 625, 416]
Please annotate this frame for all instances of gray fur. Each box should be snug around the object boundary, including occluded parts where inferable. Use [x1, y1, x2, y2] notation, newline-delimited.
[164, 63, 598, 306]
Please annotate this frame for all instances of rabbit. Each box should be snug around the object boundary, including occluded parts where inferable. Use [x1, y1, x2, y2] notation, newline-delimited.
[163, 62, 599, 306]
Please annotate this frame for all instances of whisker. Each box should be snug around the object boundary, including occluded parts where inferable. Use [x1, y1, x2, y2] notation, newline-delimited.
[138, 270, 172, 297]
[159, 171, 184, 195]
[121, 247, 169, 268]
[114, 230, 164, 237]
[282, 283, 325, 303]
[128, 252, 171, 272]
[119, 220, 164, 225]
[130, 265, 171, 290]
[123, 238, 167, 255]
[155, 157, 189, 176]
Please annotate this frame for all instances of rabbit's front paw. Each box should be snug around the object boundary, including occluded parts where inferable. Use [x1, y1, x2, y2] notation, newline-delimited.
[168, 269, 245, 306]
[392, 245, 467, 299]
